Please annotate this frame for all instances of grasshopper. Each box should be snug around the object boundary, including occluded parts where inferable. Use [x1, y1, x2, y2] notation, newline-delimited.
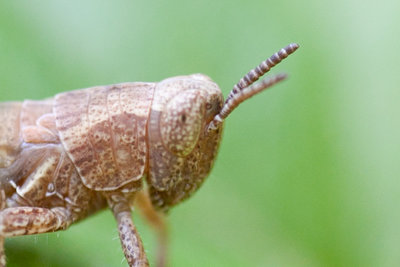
[0, 43, 299, 266]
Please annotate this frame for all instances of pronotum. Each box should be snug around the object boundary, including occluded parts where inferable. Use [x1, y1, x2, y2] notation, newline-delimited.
[0, 43, 299, 267]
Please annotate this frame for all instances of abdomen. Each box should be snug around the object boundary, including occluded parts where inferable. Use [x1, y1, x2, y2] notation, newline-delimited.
[0, 102, 23, 169]
[0, 99, 102, 215]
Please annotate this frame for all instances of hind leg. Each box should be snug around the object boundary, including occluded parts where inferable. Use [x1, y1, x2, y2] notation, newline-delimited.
[0, 206, 72, 266]
[0, 207, 71, 237]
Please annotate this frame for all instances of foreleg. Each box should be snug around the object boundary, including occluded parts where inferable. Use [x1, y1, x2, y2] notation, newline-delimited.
[108, 194, 149, 267]
[136, 191, 167, 267]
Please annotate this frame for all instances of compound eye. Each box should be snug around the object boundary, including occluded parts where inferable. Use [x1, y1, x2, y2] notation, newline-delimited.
[160, 90, 205, 157]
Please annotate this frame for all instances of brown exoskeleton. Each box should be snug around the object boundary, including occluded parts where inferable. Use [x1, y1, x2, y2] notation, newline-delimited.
[0, 43, 299, 266]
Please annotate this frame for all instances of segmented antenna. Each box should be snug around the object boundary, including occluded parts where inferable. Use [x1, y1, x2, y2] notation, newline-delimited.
[207, 43, 299, 132]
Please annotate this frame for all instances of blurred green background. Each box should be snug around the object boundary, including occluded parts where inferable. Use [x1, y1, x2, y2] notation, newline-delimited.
[1, 0, 399, 266]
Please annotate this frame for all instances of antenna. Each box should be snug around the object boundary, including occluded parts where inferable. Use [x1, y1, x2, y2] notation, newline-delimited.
[207, 43, 299, 131]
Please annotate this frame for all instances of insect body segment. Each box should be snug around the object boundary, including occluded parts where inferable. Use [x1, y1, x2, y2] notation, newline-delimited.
[54, 82, 155, 191]
[0, 43, 299, 266]
[147, 74, 224, 210]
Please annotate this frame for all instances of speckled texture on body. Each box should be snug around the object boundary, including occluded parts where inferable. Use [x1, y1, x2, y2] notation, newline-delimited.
[54, 82, 155, 191]
[147, 75, 223, 211]
[0, 43, 298, 267]
[0, 75, 226, 267]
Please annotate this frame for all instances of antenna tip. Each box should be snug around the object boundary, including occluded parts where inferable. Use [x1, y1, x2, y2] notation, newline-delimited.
[285, 43, 300, 53]
[276, 73, 288, 81]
